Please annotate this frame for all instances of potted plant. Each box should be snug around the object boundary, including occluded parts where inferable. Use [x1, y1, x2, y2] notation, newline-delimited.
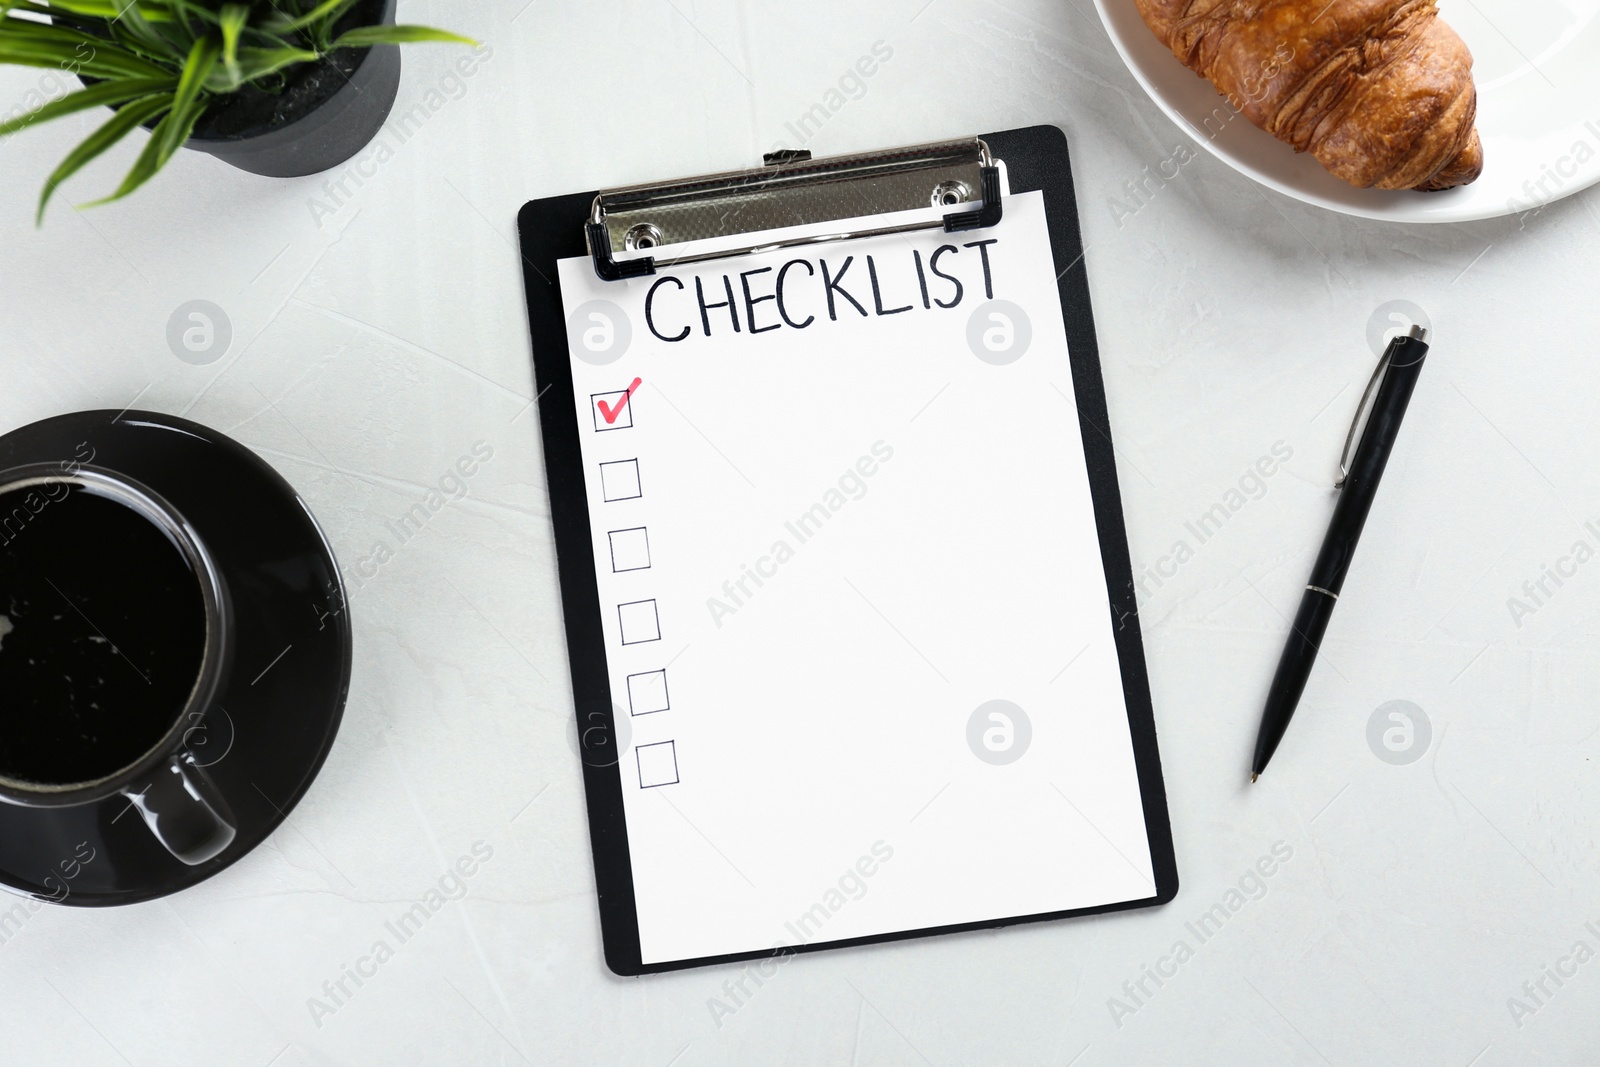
[0, 0, 474, 220]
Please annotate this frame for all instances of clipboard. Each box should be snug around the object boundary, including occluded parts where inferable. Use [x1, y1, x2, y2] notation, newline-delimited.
[518, 125, 1178, 976]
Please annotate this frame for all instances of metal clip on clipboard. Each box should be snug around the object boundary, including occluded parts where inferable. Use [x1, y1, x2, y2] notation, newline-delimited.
[585, 138, 1003, 281]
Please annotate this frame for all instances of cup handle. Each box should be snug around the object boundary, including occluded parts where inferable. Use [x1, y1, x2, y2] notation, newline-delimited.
[121, 754, 237, 866]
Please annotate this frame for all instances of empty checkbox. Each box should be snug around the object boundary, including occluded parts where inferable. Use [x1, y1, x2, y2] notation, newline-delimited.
[618, 599, 661, 645]
[599, 459, 642, 502]
[627, 669, 670, 715]
[608, 528, 651, 572]
[636, 740, 679, 788]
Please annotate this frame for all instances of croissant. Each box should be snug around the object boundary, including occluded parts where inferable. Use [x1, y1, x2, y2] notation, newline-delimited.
[1134, 0, 1483, 190]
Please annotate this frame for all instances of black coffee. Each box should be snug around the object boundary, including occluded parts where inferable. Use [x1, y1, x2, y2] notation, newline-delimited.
[0, 483, 207, 786]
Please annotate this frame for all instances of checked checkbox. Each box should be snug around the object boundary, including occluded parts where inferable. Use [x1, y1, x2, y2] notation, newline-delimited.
[592, 377, 641, 431]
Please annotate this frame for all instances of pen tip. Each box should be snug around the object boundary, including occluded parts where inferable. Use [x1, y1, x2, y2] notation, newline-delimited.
[1250, 773, 1259, 784]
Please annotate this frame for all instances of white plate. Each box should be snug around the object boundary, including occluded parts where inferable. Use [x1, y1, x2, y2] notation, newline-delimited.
[1093, 0, 1600, 222]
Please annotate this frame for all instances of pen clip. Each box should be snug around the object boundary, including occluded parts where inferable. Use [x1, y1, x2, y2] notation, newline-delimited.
[1336, 324, 1427, 489]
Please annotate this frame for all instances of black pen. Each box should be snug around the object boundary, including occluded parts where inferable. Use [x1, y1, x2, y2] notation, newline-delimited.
[1251, 324, 1431, 781]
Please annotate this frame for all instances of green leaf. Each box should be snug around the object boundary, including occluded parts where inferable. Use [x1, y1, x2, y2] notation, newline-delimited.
[21, 0, 124, 15]
[0, 36, 174, 80]
[203, 43, 316, 91]
[38, 90, 171, 222]
[329, 25, 478, 49]
[155, 31, 216, 160]
[161, 0, 210, 38]
[44, 0, 178, 20]
[107, 0, 181, 59]
[0, 18, 146, 51]
[0, 75, 175, 137]
[80, 89, 204, 210]
[1, 4, 107, 33]
[263, 0, 352, 35]
[218, 2, 246, 85]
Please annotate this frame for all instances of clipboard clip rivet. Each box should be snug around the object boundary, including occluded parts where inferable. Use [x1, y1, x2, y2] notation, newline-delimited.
[623, 223, 663, 251]
[931, 180, 970, 207]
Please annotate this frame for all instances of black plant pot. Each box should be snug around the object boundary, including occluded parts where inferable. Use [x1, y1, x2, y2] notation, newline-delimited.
[182, 0, 401, 178]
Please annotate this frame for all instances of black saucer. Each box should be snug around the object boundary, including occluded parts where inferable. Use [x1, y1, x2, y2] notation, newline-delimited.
[0, 410, 352, 906]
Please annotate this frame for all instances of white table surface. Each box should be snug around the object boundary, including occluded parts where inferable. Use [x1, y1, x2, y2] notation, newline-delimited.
[4, 2, 1598, 1065]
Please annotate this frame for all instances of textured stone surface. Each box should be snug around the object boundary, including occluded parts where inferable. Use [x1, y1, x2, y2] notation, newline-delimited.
[1, 1, 1596, 1063]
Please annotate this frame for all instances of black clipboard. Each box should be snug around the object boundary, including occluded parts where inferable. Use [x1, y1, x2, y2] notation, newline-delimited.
[517, 125, 1178, 976]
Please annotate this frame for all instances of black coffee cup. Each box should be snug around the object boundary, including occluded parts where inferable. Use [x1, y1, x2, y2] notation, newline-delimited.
[0, 463, 237, 865]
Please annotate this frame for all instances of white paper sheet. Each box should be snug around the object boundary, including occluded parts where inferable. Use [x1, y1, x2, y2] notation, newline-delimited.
[558, 191, 1156, 965]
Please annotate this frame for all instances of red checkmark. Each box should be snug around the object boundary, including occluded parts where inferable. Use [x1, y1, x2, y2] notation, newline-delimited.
[597, 378, 642, 425]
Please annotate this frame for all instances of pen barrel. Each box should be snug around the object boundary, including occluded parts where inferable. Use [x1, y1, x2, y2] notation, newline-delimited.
[1310, 334, 1430, 596]
[1253, 589, 1338, 772]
